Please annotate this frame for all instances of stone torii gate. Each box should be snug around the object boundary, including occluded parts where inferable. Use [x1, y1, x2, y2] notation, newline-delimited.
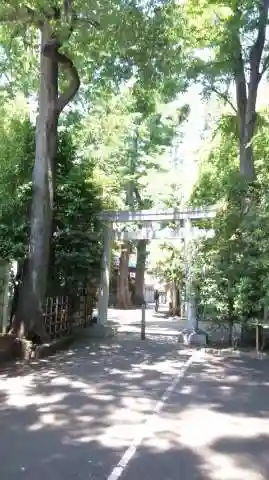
[97, 206, 216, 328]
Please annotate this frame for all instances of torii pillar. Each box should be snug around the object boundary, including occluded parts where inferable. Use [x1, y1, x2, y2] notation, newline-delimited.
[184, 217, 196, 330]
[97, 222, 113, 324]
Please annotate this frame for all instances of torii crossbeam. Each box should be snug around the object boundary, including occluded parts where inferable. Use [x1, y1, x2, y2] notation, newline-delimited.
[97, 206, 217, 328]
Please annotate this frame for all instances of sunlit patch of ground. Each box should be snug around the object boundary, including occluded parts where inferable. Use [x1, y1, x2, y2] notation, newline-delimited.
[129, 352, 269, 480]
[0, 311, 269, 480]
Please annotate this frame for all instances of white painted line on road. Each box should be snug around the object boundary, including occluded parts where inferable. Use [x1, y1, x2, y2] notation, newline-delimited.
[106, 349, 202, 480]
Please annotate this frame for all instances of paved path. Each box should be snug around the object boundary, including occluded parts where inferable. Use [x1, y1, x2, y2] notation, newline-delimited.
[107, 304, 183, 338]
[0, 308, 269, 480]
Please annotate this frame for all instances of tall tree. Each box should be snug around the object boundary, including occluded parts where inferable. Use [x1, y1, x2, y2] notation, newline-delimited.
[0, 0, 187, 335]
[191, 109, 269, 338]
[152, 243, 184, 316]
[78, 88, 189, 308]
[0, 108, 103, 329]
[184, 0, 269, 180]
[126, 93, 189, 307]
[0, 3, 83, 338]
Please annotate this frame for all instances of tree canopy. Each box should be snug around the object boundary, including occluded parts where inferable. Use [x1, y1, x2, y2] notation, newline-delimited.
[1, 0, 269, 340]
[0, 99, 103, 293]
[191, 109, 269, 333]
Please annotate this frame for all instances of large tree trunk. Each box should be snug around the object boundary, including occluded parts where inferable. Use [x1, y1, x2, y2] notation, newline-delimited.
[13, 25, 58, 339]
[235, 52, 257, 182]
[133, 240, 147, 306]
[116, 242, 132, 309]
[237, 79, 257, 182]
[169, 281, 180, 316]
[13, 23, 80, 340]
[234, 3, 269, 181]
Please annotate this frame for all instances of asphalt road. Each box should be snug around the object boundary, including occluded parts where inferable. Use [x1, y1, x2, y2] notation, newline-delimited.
[0, 308, 269, 480]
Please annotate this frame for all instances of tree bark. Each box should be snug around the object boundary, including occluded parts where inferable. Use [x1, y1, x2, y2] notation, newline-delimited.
[228, 318, 233, 347]
[133, 240, 147, 306]
[13, 24, 58, 339]
[167, 281, 180, 315]
[13, 21, 80, 339]
[234, 1, 269, 181]
[236, 58, 258, 181]
[170, 281, 180, 316]
[175, 287, 181, 316]
[116, 242, 132, 309]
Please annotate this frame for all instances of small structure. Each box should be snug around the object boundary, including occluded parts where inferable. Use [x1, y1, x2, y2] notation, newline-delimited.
[97, 206, 217, 329]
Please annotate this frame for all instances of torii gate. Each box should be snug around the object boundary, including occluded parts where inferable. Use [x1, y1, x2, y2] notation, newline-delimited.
[97, 206, 216, 329]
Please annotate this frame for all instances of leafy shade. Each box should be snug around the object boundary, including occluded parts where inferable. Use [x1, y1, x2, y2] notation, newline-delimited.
[77, 89, 189, 210]
[0, 105, 103, 291]
[50, 135, 103, 292]
[152, 243, 184, 287]
[191, 111, 269, 327]
[181, 0, 269, 180]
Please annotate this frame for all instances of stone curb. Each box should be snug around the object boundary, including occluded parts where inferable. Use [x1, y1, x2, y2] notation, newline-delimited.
[0, 324, 118, 365]
[36, 324, 117, 359]
[202, 347, 269, 358]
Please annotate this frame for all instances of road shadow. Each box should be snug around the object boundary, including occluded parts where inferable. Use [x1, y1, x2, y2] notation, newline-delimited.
[211, 434, 269, 479]
[1, 336, 269, 479]
[160, 352, 269, 479]
[0, 337, 193, 479]
[184, 353, 269, 417]
[120, 441, 208, 480]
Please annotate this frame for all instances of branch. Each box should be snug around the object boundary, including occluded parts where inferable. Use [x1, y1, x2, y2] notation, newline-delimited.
[0, 6, 42, 24]
[209, 85, 237, 113]
[260, 53, 269, 77]
[0, 5, 101, 29]
[250, 0, 269, 81]
[233, 36, 247, 121]
[73, 14, 101, 29]
[134, 186, 142, 206]
[42, 38, 80, 114]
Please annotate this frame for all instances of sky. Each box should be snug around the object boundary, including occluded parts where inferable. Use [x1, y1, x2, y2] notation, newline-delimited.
[146, 79, 269, 268]
[25, 62, 269, 210]
[175, 84, 208, 199]
[172, 76, 269, 203]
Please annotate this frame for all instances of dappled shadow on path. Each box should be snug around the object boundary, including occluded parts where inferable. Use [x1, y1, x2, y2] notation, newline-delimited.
[211, 434, 269, 479]
[0, 336, 194, 479]
[158, 352, 269, 480]
[120, 442, 207, 480]
[0, 337, 269, 480]
[177, 353, 269, 417]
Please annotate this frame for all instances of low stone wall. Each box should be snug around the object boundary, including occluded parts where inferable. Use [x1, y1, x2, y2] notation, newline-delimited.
[0, 332, 82, 363]
[0, 323, 117, 365]
[202, 321, 241, 343]
[0, 335, 33, 362]
[175, 318, 241, 344]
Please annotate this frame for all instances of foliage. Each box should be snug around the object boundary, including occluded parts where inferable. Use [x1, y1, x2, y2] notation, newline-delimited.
[49, 134, 103, 293]
[191, 114, 239, 207]
[77, 88, 189, 212]
[183, 0, 269, 99]
[191, 110, 269, 207]
[0, 104, 103, 291]
[181, 0, 269, 179]
[0, 98, 34, 260]
[152, 242, 184, 288]
[191, 111, 269, 326]
[0, 2, 187, 103]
